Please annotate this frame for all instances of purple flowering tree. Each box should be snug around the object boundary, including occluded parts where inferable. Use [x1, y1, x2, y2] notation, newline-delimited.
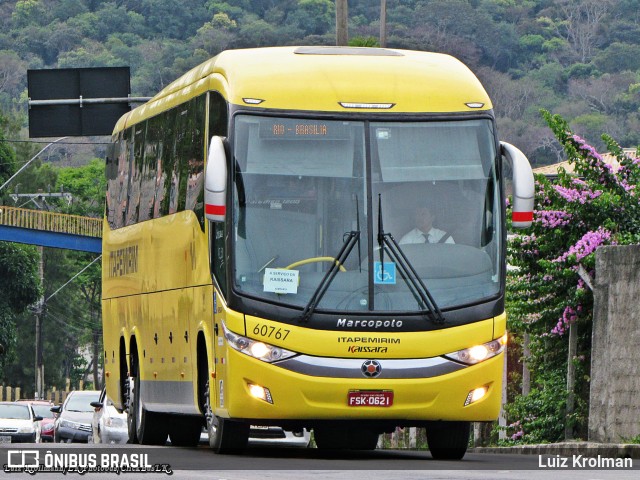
[504, 111, 640, 443]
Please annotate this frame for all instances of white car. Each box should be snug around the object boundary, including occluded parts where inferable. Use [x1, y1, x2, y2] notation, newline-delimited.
[91, 390, 128, 444]
[0, 402, 42, 443]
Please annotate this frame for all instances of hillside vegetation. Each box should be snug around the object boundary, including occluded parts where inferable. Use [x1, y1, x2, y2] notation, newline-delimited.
[0, 0, 639, 165]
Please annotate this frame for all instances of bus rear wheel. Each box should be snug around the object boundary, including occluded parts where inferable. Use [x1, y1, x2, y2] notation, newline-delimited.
[131, 374, 168, 445]
[168, 416, 203, 447]
[425, 421, 470, 460]
[313, 426, 379, 450]
[125, 376, 138, 444]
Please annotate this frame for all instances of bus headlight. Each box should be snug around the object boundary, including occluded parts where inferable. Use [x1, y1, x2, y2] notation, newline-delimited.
[223, 323, 297, 363]
[444, 334, 507, 365]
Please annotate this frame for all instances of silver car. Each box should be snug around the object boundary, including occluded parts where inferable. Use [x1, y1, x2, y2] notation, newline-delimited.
[0, 402, 42, 443]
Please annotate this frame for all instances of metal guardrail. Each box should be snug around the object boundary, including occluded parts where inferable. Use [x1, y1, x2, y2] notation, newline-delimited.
[0, 206, 102, 238]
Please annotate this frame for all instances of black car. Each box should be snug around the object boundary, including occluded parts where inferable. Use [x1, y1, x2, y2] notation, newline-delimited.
[51, 390, 100, 443]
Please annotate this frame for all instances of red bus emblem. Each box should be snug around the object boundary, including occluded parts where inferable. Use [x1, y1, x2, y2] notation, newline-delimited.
[361, 360, 382, 378]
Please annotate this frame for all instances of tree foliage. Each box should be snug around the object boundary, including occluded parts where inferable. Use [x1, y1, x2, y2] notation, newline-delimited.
[0, 1, 639, 163]
[505, 111, 640, 442]
[0, 242, 41, 377]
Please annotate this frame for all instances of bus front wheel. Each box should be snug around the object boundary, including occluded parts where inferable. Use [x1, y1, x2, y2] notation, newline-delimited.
[204, 381, 249, 453]
[425, 421, 470, 460]
[207, 415, 249, 453]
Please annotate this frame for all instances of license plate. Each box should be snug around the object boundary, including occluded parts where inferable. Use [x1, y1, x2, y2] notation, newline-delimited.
[347, 390, 393, 407]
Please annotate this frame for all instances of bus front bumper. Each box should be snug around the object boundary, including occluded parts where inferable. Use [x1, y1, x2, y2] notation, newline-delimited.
[216, 348, 504, 423]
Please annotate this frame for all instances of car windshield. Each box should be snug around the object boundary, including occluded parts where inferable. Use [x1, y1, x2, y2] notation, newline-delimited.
[31, 405, 54, 418]
[65, 393, 99, 412]
[0, 404, 30, 420]
[232, 115, 501, 314]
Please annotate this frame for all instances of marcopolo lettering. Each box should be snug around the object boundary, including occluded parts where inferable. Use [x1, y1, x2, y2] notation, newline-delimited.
[336, 318, 403, 329]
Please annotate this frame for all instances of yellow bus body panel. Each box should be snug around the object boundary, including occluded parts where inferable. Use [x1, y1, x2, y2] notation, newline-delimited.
[102, 212, 212, 411]
[245, 314, 502, 359]
[217, 346, 503, 422]
[114, 47, 492, 132]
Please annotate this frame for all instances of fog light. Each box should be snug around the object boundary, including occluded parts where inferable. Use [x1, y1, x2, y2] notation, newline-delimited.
[248, 383, 273, 404]
[464, 386, 488, 406]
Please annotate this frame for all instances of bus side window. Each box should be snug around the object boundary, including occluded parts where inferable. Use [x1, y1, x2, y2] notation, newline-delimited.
[185, 95, 206, 226]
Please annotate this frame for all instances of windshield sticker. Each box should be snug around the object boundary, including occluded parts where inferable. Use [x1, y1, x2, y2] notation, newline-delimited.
[376, 128, 391, 140]
[263, 268, 299, 294]
[374, 262, 396, 285]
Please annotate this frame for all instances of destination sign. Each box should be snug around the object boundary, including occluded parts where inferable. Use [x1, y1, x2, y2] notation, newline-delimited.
[259, 118, 351, 140]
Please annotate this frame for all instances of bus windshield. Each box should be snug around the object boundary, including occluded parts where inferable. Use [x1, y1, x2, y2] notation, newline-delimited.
[232, 115, 501, 314]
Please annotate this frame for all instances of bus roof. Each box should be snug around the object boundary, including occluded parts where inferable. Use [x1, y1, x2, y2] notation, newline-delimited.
[114, 46, 492, 133]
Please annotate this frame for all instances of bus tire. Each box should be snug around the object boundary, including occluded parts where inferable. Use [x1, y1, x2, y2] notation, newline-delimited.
[132, 374, 168, 445]
[208, 415, 249, 454]
[313, 426, 379, 450]
[425, 421, 470, 460]
[168, 416, 203, 447]
[125, 376, 138, 444]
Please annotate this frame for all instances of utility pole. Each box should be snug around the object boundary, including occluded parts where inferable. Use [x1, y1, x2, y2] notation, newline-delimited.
[14, 189, 72, 399]
[34, 246, 44, 398]
[380, 0, 387, 47]
[336, 0, 348, 46]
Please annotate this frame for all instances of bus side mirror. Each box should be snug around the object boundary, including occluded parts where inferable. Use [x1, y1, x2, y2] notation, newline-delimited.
[501, 141, 534, 229]
[205, 136, 228, 222]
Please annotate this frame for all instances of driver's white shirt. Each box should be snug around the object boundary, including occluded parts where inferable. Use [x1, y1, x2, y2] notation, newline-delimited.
[399, 227, 454, 245]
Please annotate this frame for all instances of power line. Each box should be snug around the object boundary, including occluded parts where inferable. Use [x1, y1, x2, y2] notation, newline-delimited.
[46, 307, 98, 330]
[0, 138, 110, 145]
[45, 255, 102, 303]
[45, 310, 89, 334]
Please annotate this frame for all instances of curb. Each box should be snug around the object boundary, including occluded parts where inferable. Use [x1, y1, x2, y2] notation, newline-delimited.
[469, 442, 640, 459]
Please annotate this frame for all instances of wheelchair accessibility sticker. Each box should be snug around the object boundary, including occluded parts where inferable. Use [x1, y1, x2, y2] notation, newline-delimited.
[374, 262, 396, 285]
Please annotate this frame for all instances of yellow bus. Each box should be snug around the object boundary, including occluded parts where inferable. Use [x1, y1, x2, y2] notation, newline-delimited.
[102, 46, 534, 459]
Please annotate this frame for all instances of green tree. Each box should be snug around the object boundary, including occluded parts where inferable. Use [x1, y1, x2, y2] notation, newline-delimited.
[505, 111, 640, 443]
[0, 243, 41, 378]
[0, 113, 17, 204]
[286, 0, 334, 36]
[56, 158, 106, 216]
[12, 0, 46, 28]
[593, 42, 640, 74]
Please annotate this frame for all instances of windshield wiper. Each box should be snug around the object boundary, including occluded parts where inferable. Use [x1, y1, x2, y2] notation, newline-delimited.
[377, 194, 445, 325]
[300, 230, 360, 323]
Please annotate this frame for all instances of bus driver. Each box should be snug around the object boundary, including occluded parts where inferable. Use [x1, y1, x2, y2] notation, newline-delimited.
[399, 205, 454, 245]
